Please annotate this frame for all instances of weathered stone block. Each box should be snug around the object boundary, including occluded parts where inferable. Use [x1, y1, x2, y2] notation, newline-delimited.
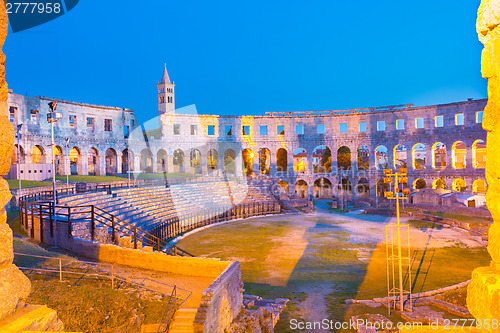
[468, 266, 500, 330]
[0, 264, 31, 321]
[0, 221, 13, 268]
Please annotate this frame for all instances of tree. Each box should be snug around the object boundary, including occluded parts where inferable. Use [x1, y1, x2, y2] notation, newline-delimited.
[337, 147, 351, 170]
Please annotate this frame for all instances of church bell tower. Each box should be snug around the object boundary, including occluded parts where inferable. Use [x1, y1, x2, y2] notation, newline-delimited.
[157, 64, 175, 116]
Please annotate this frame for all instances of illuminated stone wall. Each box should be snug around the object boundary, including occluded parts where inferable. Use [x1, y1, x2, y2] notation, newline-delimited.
[0, 2, 31, 321]
[467, 0, 500, 327]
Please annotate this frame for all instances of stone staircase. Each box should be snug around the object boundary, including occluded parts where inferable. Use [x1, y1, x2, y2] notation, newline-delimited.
[169, 308, 198, 333]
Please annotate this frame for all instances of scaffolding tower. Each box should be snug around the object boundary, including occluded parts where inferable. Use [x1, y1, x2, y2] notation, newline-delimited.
[383, 168, 413, 313]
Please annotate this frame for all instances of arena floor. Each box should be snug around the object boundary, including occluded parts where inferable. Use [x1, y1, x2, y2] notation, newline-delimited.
[176, 201, 490, 332]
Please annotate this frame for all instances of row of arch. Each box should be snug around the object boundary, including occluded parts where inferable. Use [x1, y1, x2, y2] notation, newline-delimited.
[13, 144, 122, 176]
[12, 141, 487, 177]
[411, 177, 487, 193]
[278, 177, 488, 200]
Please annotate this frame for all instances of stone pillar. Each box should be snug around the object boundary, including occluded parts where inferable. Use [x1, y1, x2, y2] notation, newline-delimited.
[466, 144, 474, 169]
[82, 152, 88, 175]
[99, 154, 106, 176]
[287, 150, 294, 174]
[467, 2, 500, 327]
[133, 155, 140, 173]
[0, 3, 31, 320]
[116, 153, 123, 174]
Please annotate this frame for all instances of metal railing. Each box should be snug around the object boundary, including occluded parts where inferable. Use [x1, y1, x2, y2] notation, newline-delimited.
[15, 252, 191, 331]
[18, 199, 193, 257]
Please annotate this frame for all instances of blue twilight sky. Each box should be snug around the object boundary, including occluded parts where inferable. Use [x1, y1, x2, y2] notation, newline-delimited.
[4, 0, 487, 124]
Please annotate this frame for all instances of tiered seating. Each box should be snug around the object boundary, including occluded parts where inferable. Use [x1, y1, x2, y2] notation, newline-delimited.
[57, 180, 279, 232]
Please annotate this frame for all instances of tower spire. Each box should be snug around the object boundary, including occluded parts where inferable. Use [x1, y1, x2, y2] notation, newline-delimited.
[160, 63, 171, 84]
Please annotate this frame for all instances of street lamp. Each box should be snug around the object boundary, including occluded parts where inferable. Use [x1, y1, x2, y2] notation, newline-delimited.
[16, 124, 23, 198]
[65, 138, 70, 190]
[47, 101, 62, 247]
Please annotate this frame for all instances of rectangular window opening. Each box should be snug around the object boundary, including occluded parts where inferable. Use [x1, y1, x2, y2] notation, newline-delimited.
[435, 115, 444, 127]
[295, 125, 304, 135]
[415, 117, 424, 129]
[208, 125, 215, 136]
[455, 113, 465, 126]
[377, 120, 385, 131]
[277, 125, 285, 136]
[339, 123, 348, 133]
[260, 125, 268, 136]
[173, 124, 180, 135]
[396, 119, 404, 130]
[359, 122, 367, 132]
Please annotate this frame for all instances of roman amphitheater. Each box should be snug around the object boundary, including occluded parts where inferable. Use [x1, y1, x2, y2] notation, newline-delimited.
[1, 1, 500, 332]
[7, 65, 489, 202]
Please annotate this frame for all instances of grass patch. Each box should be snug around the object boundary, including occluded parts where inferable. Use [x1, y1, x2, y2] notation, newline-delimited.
[26, 274, 174, 332]
[6, 179, 52, 189]
[408, 219, 444, 230]
[7, 212, 28, 238]
[425, 211, 491, 225]
[54, 175, 126, 183]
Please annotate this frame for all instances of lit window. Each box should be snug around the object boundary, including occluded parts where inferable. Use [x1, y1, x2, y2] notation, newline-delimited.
[104, 119, 112, 132]
[69, 115, 76, 127]
[260, 125, 268, 135]
[317, 124, 325, 134]
[377, 121, 385, 131]
[339, 123, 348, 133]
[359, 122, 367, 132]
[295, 125, 304, 135]
[415, 117, 424, 129]
[242, 125, 250, 136]
[208, 125, 215, 136]
[225, 126, 232, 136]
[476, 111, 483, 123]
[435, 115, 444, 127]
[277, 125, 285, 136]
[173, 124, 180, 135]
[396, 119, 404, 130]
[190, 124, 197, 135]
[455, 113, 464, 125]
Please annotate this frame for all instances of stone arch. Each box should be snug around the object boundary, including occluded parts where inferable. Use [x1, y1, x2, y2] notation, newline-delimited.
[31, 145, 45, 164]
[105, 148, 117, 175]
[293, 148, 307, 172]
[314, 177, 332, 198]
[140, 148, 153, 173]
[337, 146, 351, 170]
[295, 179, 308, 199]
[473, 179, 487, 194]
[452, 141, 466, 169]
[88, 147, 99, 176]
[312, 145, 332, 173]
[375, 145, 388, 170]
[357, 178, 370, 198]
[259, 148, 271, 174]
[413, 178, 426, 190]
[473, 139, 486, 168]
[376, 178, 389, 197]
[432, 178, 447, 190]
[190, 149, 202, 174]
[394, 144, 407, 169]
[242, 148, 254, 176]
[157, 149, 167, 173]
[53, 145, 64, 175]
[12, 144, 25, 164]
[357, 145, 369, 171]
[452, 178, 466, 192]
[277, 180, 289, 195]
[276, 148, 287, 172]
[432, 142, 447, 169]
[412, 143, 427, 170]
[224, 149, 236, 175]
[173, 149, 184, 173]
[207, 149, 218, 173]
[69, 147, 82, 175]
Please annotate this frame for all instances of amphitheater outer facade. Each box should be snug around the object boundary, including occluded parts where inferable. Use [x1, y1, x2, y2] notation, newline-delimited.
[7, 66, 488, 200]
[153, 99, 487, 199]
